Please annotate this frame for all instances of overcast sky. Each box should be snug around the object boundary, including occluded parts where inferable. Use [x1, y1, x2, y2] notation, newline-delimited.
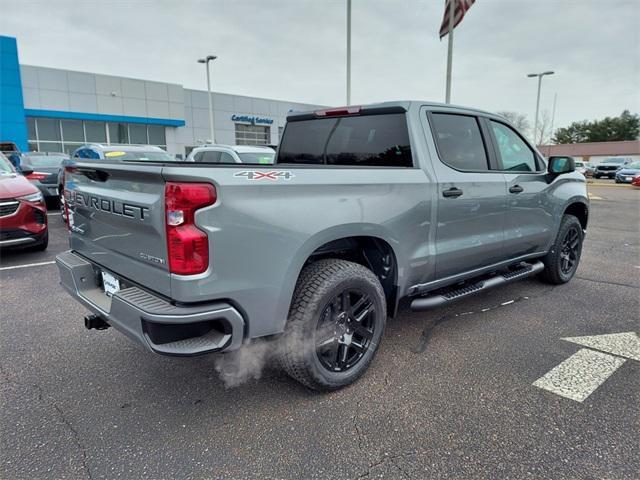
[2, 0, 639, 129]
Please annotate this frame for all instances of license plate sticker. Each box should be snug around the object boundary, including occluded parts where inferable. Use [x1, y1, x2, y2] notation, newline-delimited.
[101, 271, 120, 297]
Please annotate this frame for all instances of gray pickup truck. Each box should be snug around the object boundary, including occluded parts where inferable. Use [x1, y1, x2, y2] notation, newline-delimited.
[56, 101, 588, 391]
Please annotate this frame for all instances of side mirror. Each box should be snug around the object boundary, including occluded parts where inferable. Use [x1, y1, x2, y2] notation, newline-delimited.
[548, 156, 575, 175]
[20, 166, 34, 176]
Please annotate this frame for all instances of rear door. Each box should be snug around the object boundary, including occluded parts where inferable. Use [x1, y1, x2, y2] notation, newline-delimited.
[427, 111, 508, 279]
[484, 119, 555, 258]
[65, 161, 171, 296]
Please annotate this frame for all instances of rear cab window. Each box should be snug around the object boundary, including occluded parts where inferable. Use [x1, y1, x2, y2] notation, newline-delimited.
[277, 113, 413, 167]
[429, 113, 490, 171]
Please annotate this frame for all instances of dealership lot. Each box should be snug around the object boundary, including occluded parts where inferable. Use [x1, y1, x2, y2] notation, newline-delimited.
[1, 185, 638, 479]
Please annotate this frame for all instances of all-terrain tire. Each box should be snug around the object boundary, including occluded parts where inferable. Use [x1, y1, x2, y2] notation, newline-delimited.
[540, 214, 583, 284]
[278, 259, 387, 391]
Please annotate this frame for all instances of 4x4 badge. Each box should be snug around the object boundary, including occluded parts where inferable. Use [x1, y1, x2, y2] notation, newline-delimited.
[234, 171, 294, 181]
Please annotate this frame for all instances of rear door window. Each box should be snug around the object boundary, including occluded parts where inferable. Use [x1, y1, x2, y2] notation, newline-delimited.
[278, 113, 413, 167]
[489, 121, 538, 172]
[430, 113, 489, 171]
[193, 150, 222, 163]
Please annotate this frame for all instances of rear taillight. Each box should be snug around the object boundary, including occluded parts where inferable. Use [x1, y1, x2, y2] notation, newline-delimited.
[165, 182, 216, 275]
[62, 169, 71, 231]
[26, 171, 49, 181]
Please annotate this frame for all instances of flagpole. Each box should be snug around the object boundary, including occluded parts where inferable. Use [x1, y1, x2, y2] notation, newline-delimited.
[445, 0, 455, 104]
[346, 0, 352, 105]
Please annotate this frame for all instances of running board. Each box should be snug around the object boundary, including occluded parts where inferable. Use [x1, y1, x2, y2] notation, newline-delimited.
[410, 261, 544, 311]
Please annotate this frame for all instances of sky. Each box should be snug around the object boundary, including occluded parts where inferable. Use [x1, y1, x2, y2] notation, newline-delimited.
[1, 0, 639, 130]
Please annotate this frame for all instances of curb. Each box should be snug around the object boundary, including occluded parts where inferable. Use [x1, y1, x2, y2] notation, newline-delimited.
[586, 182, 636, 188]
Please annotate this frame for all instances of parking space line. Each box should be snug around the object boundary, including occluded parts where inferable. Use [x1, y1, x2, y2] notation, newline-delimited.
[0, 260, 56, 271]
[47, 212, 61, 216]
[533, 348, 626, 402]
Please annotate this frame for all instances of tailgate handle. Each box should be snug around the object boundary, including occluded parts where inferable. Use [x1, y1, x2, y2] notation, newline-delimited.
[77, 168, 110, 182]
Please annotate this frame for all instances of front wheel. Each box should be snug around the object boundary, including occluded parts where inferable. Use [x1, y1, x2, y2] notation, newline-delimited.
[540, 215, 583, 284]
[278, 259, 387, 391]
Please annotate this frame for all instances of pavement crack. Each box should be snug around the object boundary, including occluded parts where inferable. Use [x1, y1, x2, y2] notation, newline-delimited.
[574, 276, 639, 289]
[352, 396, 366, 452]
[33, 383, 93, 480]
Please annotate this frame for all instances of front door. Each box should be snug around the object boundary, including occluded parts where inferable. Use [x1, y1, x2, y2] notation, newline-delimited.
[427, 112, 508, 279]
[485, 119, 555, 258]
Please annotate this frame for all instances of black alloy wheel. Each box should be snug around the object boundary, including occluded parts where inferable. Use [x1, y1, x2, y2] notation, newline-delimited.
[315, 289, 376, 372]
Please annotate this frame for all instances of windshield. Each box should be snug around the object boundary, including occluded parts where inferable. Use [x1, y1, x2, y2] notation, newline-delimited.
[625, 161, 640, 169]
[607, 158, 625, 164]
[574, 161, 584, 167]
[237, 152, 275, 164]
[0, 153, 16, 174]
[106, 150, 176, 161]
[23, 155, 67, 167]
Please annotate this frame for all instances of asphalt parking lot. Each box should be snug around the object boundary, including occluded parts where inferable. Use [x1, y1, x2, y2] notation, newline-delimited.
[1, 184, 638, 480]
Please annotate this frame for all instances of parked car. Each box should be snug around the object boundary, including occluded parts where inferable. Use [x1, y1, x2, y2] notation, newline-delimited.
[584, 162, 596, 177]
[20, 152, 69, 206]
[614, 161, 640, 183]
[0, 152, 48, 250]
[574, 160, 587, 176]
[56, 101, 588, 391]
[594, 157, 628, 179]
[631, 174, 640, 187]
[0, 141, 22, 169]
[186, 144, 275, 164]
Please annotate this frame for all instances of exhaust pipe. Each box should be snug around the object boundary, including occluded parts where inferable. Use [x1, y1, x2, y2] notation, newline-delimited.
[84, 314, 110, 330]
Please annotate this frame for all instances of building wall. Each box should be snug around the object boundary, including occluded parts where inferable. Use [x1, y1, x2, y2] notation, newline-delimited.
[0, 36, 28, 150]
[17, 63, 323, 157]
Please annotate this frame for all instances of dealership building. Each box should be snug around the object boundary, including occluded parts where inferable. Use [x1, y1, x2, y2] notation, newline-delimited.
[0, 35, 324, 158]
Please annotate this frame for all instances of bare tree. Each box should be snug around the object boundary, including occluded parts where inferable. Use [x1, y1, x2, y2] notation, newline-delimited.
[534, 110, 553, 145]
[496, 111, 531, 137]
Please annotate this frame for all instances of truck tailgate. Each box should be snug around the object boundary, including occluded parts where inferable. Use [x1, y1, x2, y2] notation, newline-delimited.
[66, 162, 171, 297]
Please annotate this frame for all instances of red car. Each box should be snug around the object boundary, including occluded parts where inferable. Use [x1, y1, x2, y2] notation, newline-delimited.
[0, 152, 48, 250]
[632, 174, 640, 187]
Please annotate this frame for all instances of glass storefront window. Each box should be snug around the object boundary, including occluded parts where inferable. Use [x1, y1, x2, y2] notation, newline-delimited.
[129, 124, 148, 144]
[108, 123, 129, 144]
[38, 142, 64, 153]
[37, 118, 61, 141]
[27, 118, 37, 140]
[61, 120, 85, 142]
[85, 121, 107, 143]
[148, 125, 166, 146]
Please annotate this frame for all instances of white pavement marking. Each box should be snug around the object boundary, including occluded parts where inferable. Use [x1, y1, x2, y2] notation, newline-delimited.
[47, 212, 61, 216]
[563, 332, 640, 362]
[587, 193, 604, 200]
[533, 348, 626, 402]
[0, 260, 56, 271]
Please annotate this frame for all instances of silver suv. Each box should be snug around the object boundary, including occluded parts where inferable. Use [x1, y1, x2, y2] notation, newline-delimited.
[186, 144, 275, 164]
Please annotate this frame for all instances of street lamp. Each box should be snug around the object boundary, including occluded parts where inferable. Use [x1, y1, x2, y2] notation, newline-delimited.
[527, 70, 555, 144]
[198, 55, 217, 144]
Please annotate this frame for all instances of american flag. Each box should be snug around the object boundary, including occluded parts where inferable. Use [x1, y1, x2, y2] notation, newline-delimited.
[439, 0, 476, 39]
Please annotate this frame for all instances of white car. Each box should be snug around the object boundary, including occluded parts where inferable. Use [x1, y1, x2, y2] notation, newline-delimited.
[186, 145, 275, 164]
[574, 160, 587, 176]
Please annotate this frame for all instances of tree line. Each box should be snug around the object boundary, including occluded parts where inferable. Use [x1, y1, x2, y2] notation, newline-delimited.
[496, 110, 639, 145]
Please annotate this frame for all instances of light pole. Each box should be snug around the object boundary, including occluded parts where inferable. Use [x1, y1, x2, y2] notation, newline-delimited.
[527, 70, 554, 144]
[198, 55, 217, 144]
[346, 0, 351, 105]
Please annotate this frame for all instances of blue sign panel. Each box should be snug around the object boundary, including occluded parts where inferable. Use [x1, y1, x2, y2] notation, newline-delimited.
[0, 36, 28, 151]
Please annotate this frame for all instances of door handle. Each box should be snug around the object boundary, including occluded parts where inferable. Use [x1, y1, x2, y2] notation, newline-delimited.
[509, 185, 524, 194]
[442, 187, 463, 198]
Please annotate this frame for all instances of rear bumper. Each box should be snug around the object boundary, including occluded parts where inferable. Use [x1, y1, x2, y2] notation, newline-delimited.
[56, 250, 245, 356]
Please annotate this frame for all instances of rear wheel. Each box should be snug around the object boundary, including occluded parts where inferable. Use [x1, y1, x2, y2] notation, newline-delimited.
[278, 259, 387, 391]
[540, 215, 583, 284]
